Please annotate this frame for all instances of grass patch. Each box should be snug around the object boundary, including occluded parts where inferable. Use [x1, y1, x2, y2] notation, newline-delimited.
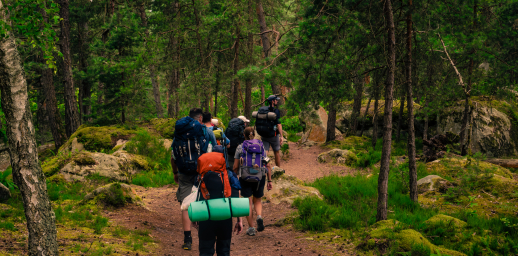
[125, 130, 171, 171]
[294, 161, 518, 255]
[131, 170, 175, 187]
[0, 167, 16, 190]
[0, 221, 16, 231]
[287, 133, 301, 142]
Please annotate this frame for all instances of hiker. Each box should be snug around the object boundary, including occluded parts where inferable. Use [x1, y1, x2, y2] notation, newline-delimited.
[255, 95, 283, 167]
[225, 117, 246, 169]
[233, 127, 273, 236]
[171, 108, 217, 250]
[196, 145, 243, 256]
[204, 112, 230, 147]
[237, 115, 250, 127]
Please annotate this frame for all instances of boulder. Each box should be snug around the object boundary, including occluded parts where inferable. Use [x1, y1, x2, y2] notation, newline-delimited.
[83, 183, 143, 207]
[362, 219, 466, 256]
[264, 173, 322, 204]
[437, 100, 518, 157]
[317, 149, 357, 166]
[0, 182, 10, 202]
[299, 106, 342, 143]
[417, 175, 453, 194]
[59, 152, 149, 182]
[424, 214, 467, 231]
[59, 126, 136, 153]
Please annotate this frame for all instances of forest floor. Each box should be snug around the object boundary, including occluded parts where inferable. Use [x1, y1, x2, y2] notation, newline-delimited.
[108, 141, 360, 255]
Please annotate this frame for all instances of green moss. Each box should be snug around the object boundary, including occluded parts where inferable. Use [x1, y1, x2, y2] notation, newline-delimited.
[72, 152, 96, 166]
[41, 154, 73, 177]
[367, 220, 466, 256]
[130, 155, 150, 170]
[149, 118, 176, 139]
[112, 145, 123, 152]
[60, 126, 136, 153]
[424, 214, 467, 231]
[83, 183, 141, 207]
[427, 158, 513, 179]
[47, 174, 66, 183]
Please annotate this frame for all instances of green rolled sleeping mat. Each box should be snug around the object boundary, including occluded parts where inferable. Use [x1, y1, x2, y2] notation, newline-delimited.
[188, 197, 250, 222]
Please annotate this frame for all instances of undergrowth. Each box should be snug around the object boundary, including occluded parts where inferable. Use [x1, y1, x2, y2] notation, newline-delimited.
[294, 161, 518, 255]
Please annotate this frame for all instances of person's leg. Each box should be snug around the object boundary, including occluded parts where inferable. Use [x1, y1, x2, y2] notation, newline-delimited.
[182, 210, 191, 232]
[252, 177, 266, 232]
[253, 196, 262, 217]
[176, 174, 195, 249]
[246, 196, 254, 228]
[215, 219, 232, 256]
[198, 220, 216, 256]
[274, 150, 281, 167]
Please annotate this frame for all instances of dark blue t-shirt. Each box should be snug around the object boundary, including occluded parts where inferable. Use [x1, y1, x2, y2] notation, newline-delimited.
[270, 107, 281, 125]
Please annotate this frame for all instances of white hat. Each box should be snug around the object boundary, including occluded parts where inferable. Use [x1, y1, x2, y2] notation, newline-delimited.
[211, 119, 219, 126]
[237, 116, 250, 123]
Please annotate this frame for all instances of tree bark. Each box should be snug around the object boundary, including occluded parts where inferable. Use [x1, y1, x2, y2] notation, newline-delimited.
[406, 0, 417, 203]
[59, 0, 80, 137]
[376, 0, 396, 222]
[396, 91, 406, 142]
[42, 64, 66, 150]
[359, 94, 372, 137]
[244, 0, 254, 119]
[78, 21, 92, 123]
[372, 78, 381, 148]
[256, 0, 283, 109]
[231, 30, 240, 118]
[167, 0, 180, 119]
[350, 77, 364, 136]
[484, 158, 518, 168]
[326, 97, 337, 142]
[0, 4, 59, 253]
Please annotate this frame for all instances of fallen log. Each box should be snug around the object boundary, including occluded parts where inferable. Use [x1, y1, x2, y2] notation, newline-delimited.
[484, 159, 518, 168]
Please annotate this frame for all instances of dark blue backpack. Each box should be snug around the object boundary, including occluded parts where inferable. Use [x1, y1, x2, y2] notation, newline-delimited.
[172, 116, 208, 175]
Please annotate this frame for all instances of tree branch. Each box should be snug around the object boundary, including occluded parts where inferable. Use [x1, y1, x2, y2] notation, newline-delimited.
[437, 33, 467, 94]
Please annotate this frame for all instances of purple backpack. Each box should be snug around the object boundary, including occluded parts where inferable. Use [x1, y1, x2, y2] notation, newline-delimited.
[239, 139, 265, 183]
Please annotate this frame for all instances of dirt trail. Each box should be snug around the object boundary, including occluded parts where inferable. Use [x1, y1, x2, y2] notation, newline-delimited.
[110, 142, 358, 255]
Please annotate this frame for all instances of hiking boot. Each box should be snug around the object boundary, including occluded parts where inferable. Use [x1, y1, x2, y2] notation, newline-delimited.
[182, 241, 192, 250]
[257, 216, 265, 232]
[246, 227, 256, 236]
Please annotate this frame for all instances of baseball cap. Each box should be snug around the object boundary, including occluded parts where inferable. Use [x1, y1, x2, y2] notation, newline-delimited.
[267, 95, 280, 102]
[237, 116, 250, 123]
[211, 119, 219, 126]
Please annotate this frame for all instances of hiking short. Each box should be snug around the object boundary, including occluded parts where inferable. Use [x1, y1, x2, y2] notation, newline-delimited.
[239, 176, 266, 198]
[227, 153, 235, 170]
[176, 173, 197, 203]
[261, 135, 280, 152]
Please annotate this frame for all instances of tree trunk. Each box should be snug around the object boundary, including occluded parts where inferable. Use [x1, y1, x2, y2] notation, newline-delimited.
[423, 100, 429, 144]
[359, 94, 372, 137]
[350, 78, 364, 136]
[256, 0, 283, 110]
[396, 91, 406, 142]
[0, 6, 59, 253]
[59, 0, 80, 137]
[244, 0, 254, 119]
[326, 97, 337, 142]
[406, 0, 417, 203]
[78, 21, 92, 123]
[376, 0, 395, 222]
[150, 65, 163, 117]
[231, 31, 240, 119]
[214, 63, 220, 117]
[372, 78, 381, 148]
[42, 65, 66, 150]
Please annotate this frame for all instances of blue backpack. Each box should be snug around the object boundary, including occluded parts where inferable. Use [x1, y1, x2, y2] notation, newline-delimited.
[172, 116, 208, 175]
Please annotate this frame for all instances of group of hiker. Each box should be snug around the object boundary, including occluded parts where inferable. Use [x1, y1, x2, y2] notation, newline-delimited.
[170, 95, 283, 255]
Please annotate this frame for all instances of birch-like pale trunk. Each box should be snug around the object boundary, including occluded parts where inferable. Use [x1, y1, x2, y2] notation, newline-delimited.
[0, 1, 58, 254]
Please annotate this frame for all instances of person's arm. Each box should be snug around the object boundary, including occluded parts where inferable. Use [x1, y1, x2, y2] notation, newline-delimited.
[277, 124, 283, 144]
[171, 152, 179, 184]
[266, 163, 273, 190]
[234, 217, 243, 235]
[233, 158, 240, 175]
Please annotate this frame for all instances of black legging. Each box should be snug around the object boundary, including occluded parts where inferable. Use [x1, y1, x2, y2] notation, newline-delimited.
[198, 218, 232, 256]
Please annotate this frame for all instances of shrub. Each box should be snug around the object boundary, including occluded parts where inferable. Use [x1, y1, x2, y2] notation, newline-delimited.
[280, 116, 304, 134]
[131, 170, 176, 187]
[125, 130, 171, 171]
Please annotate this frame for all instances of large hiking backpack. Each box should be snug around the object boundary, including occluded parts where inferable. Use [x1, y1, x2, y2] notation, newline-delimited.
[171, 116, 208, 175]
[239, 139, 266, 183]
[225, 118, 245, 156]
[254, 106, 277, 138]
[197, 152, 232, 200]
[213, 129, 224, 146]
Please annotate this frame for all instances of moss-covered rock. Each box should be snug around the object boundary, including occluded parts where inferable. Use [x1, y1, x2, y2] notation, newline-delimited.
[426, 158, 513, 179]
[72, 152, 96, 166]
[424, 214, 467, 231]
[417, 175, 454, 194]
[265, 173, 322, 204]
[82, 183, 143, 207]
[150, 118, 176, 139]
[317, 149, 357, 166]
[59, 126, 136, 153]
[363, 219, 466, 256]
[41, 154, 74, 177]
